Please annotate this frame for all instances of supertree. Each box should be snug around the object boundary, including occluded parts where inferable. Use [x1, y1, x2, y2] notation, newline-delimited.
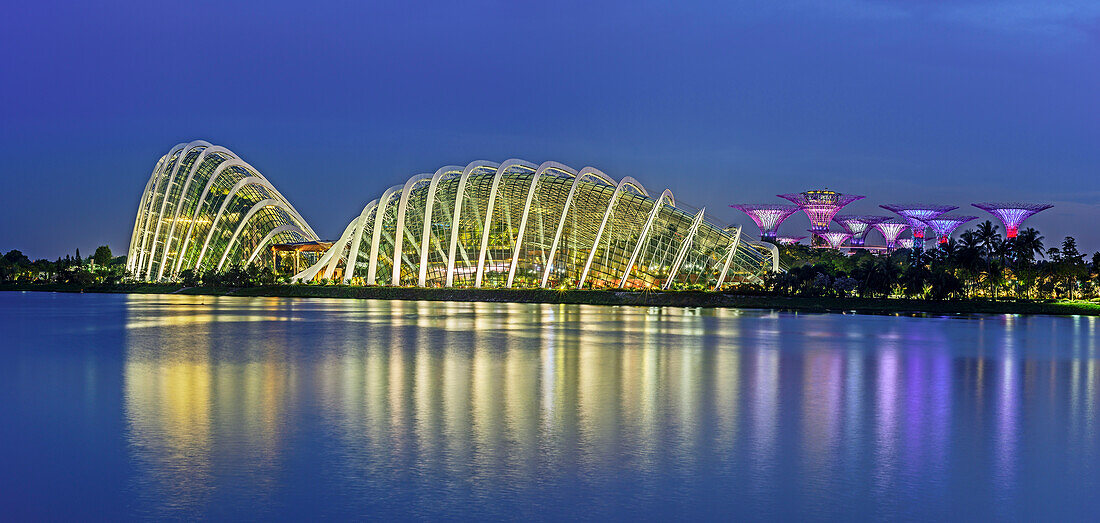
[873, 220, 910, 251]
[834, 215, 892, 247]
[971, 202, 1053, 239]
[779, 190, 864, 247]
[730, 204, 800, 240]
[879, 204, 958, 250]
[924, 215, 978, 244]
[775, 236, 806, 245]
[898, 238, 915, 250]
[817, 231, 853, 250]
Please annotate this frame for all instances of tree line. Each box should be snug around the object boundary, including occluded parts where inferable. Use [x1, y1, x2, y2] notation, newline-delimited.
[0, 245, 124, 286]
[768, 220, 1100, 300]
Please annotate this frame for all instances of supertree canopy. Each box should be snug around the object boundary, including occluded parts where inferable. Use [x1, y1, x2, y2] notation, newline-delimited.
[879, 204, 957, 249]
[971, 202, 1053, 238]
[775, 236, 806, 245]
[730, 204, 800, 240]
[873, 220, 910, 251]
[817, 231, 852, 249]
[779, 190, 864, 233]
[924, 215, 978, 244]
[834, 215, 891, 246]
[898, 238, 915, 250]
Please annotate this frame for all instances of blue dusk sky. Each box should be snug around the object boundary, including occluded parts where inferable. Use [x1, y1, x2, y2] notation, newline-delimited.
[0, 0, 1097, 259]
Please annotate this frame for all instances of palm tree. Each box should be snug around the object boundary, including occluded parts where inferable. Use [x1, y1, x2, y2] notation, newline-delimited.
[1012, 227, 1045, 265]
[975, 220, 1002, 263]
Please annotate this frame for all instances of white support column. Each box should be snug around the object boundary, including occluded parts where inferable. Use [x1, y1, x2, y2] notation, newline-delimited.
[663, 208, 706, 290]
[474, 160, 536, 288]
[290, 217, 358, 282]
[619, 190, 674, 289]
[539, 168, 616, 289]
[446, 161, 499, 287]
[342, 199, 380, 284]
[136, 143, 186, 275]
[146, 140, 210, 279]
[156, 146, 236, 279]
[366, 186, 401, 285]
[577, 177, 648, 289]
[506, 162, 575, 288]
[128, 155, 167, 273]
[714, 225, 743, 290]
[391, 174, 433, 285]
[323, 218, 359, 280]
[417, 166, 462, 286]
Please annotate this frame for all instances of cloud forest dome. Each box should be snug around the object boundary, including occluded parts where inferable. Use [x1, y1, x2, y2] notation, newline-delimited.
[128, 140, 318, 280]
[294, 159, 778, 289]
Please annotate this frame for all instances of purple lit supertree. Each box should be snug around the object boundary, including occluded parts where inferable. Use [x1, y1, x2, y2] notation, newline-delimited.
[817, 231, 852, 249]
[775, 236, 806, 245]
[730, 204, 800, 240]
[924, 215, 978, 244]
[873, 220, 910, 251]
[834, 215, 891, 247]
[879, 204, 958, 250]
[898, 238, 915, 250]
[779, 190, 864, 234]
[971, 202, 1053, 239]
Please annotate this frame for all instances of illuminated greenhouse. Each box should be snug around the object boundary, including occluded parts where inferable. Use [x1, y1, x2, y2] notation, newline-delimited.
[127, 140, 318, 280]
[294, 160, 778, 289]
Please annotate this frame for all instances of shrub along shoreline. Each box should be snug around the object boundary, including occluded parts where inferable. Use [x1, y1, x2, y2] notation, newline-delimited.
[3, 282, 1100, 316]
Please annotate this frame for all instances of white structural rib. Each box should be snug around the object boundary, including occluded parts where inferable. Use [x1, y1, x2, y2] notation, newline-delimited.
[474, 159, 537, 288]
[342, 199, 380, 284]
[577, 176, 648, 289]
[619, 190, 674, 288]
[145, 140, 210, 279]
[446, 161, 499, 287]
[505, 161, 576, 288]
[215, 198, 285, 270]
[417, 166, 463, 286]
[663, 207, 706, 290]
[366, 186, 402, 284]
[245, 224, 309, 266]
[539, 167, 616, 288]
[136, 143, 187, 273]
[172, 158, 251, 275]
[391, 174, 433, 285]
[713, 225, 743, 290]
[156, 146, 236, 279]
[291, 217, 357, 282]
[323, 218, 360, 280]
[192, 176, 267, 270]
[753, 240, 780, 273]
[128, 155, 168, 272]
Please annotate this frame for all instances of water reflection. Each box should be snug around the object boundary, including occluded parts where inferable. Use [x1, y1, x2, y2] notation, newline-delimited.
[117, 295, 1100, 519]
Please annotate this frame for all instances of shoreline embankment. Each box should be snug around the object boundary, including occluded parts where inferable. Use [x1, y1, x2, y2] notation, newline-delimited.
[4, 282, 1100, 317]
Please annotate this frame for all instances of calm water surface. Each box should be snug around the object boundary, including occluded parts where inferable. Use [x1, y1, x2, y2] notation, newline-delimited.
[1, 292, 1098, 520]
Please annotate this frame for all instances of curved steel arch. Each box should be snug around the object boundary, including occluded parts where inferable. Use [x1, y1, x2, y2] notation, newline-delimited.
[505, 161, 577, 288]
[417, 166, 464, 286]
[145, 140, 211, 279]
[391, 173, 434, 285]
[474, 159, 538, 288]
[245, 224, 310, 267]
[663, 207, 706, 290]
[366, 186, 403, 284]
[713, 225, 743, 290]
[216, 198, 290, 270]
[539, 167, 618, 288]
[128, 154, 169, 272]
[193, 176, 271, 271]
[618, 189, 675, 288]
[156, 146, 237, 279]
[577, 176, 649, 289]
[446, 161, 499, 286]
[136, 144, 186, 273]
[342, 199, 380, 284]
[173, 158, 260, 275]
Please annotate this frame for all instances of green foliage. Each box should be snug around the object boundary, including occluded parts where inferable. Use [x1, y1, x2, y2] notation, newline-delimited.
[767, 226, 1100, 301]
[92, 245, 112, 266]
